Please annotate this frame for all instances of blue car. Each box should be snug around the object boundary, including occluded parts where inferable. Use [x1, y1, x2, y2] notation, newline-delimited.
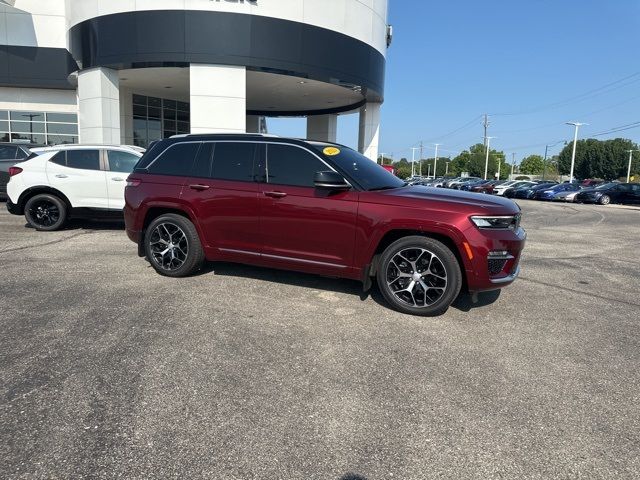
[532, 183, 581, 201]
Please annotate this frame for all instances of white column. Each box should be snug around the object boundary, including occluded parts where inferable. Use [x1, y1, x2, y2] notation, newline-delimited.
[246, 115, 261, 133]
[306, 114, 338, 142]
[119, 87, 133, 145]
[358, 102, 381, 161]
[78, 67, 120, 144]
[190, 64, 246, 134]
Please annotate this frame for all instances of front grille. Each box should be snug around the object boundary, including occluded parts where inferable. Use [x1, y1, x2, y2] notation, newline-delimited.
[488, 258, 508, 275]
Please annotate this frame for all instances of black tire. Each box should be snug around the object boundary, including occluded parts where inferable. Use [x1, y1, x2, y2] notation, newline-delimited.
[144, 214, 205, 277]
[24, 193, 67, 231]
[598, 195, 611, 205]
[376, 236, 462, 316]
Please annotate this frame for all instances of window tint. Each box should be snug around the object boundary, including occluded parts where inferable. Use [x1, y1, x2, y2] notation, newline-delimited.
[50, 151, 66, 166]
[66, 150, 101, 170]
[0, 145, 18, 160]
[266, 144, 325, 187]
[212, 142, 256, 182]
[190, 142, 214, 178]
[108, 150, 141, 173]
[147, 142, 200, 176]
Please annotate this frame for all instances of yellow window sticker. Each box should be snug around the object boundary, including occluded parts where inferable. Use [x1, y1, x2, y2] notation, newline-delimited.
[323, 147, 340, 156]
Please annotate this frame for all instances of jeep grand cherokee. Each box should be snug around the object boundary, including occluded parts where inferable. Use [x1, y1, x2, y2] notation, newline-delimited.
[124, 134, 526, 316]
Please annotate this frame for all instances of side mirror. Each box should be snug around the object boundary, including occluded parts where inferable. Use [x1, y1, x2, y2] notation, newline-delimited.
[314, 171, 351, 190]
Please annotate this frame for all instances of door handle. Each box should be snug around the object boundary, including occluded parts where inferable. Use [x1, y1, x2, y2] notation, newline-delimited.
[264, 191, 287, 198]
[111, 177, 124, 182]
[189, 184, 210, 191]
[55, 174, 68, 178]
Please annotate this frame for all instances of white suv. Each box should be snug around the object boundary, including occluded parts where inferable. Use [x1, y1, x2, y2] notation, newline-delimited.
[5, 145, 142, 230]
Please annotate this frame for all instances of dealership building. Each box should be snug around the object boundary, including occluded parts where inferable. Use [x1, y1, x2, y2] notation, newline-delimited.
[0, 0, 389, 160]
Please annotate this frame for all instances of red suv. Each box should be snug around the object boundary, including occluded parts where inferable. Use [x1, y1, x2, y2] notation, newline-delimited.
[124, 134, 526, 316]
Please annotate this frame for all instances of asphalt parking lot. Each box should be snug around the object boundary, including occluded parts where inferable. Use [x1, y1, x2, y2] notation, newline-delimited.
[1, 200, 639, 479]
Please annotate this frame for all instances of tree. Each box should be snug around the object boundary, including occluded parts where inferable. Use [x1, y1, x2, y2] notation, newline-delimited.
[519, 155, 545, 175]
[557, 138, 638, 180]
[450, 144, 509, 179]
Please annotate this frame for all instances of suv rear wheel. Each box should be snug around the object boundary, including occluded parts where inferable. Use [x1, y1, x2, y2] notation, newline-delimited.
[144, 214, 205, 277]
[24, 193, 67, 231]
[377, 236, 462, 316]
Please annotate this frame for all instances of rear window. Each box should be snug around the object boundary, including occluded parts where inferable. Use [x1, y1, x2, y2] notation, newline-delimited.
[66, 150, 101, 170]
[147, 142, 200, 176]
[0, 145, 18, 160]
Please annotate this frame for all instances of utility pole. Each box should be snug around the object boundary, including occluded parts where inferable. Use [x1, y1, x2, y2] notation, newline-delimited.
[446, 161, 450, 175]
[379, 153, 386, 165]
[419, 141, 424, 177]
[433, 143, 440, 178]
[483, 114, 490, 148]
[411, 147, 420, 177]
[511, 152, 516, 177]
[483, 136, 494, 180]
[626, 149, 637, 183]
[497, 155, 501, 180]
[542, 145, 549, 180]
[566, 122, 587, 183]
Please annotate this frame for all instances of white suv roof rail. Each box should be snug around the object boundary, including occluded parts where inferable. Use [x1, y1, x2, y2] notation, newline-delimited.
[170, 133, 280, 139]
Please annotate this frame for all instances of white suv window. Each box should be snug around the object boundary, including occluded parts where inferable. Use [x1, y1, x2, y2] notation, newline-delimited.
[107, 150, 140, 173]
[49, 150, 101, 170]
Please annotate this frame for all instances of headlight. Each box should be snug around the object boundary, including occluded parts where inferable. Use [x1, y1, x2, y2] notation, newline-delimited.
[470, 215, 520, 230]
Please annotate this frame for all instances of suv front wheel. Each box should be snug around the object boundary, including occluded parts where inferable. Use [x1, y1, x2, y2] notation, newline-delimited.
[144, 214, 205, 277]
[377, 236, 462, 316]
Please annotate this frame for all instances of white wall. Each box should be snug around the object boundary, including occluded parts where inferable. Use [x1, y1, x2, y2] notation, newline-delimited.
[65, 0, 389, 55]
[0, 0, 66, 48]
[0, 86, 77, 112]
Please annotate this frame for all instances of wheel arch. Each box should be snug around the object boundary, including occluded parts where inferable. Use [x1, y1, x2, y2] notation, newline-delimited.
[139, 205, 201, 256]
[18, 186, 72, 213]
[369, 228, 469, 291]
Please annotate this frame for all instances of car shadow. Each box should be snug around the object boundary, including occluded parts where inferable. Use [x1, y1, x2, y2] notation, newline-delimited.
[198, 261, 501, 314]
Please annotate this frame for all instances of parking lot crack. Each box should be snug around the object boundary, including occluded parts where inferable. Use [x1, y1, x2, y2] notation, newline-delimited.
[0, 231, 95, 255]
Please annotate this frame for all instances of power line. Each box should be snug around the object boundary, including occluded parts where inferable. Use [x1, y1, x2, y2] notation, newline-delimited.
[491, 71, 640, 116]
[591, 121, 640, 137]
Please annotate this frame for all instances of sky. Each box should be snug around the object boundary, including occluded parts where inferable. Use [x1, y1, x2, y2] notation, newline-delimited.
[269, 0, 640, 164]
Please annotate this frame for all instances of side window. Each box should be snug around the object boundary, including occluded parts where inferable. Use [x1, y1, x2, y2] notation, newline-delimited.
[147, 142, 200, 176]
[107, 150, 141, 173]
[266, 144, 326, 187]
[211, 142, 256, 182]
[0, 145, 17, 160]
[66, 150, 101, 170]
[50, 151, 66, 166]
[189, 142, 214, 178]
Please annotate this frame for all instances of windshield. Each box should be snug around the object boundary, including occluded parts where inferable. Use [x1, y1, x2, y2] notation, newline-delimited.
[595, 182, 616, 190]
[312, 144, 406, 191]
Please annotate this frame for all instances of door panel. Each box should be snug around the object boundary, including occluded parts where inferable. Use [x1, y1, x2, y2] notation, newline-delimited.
[259, 143, 358, 272]
[179, 141, 262, 255]
[45, 150, 109, 208]
[106, 149, 143, 209]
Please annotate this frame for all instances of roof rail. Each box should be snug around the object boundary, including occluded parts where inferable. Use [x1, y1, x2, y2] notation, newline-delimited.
[170, 133, 280, 138]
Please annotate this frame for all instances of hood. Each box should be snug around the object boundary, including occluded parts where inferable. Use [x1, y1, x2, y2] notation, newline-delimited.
[363, 186, 520, 215]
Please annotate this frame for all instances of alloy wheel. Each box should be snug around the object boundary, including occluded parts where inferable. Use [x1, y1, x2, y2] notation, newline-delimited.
[386, 247, 448, 308]
[149, 222, 189, 271]
[28, 199, 60, 228]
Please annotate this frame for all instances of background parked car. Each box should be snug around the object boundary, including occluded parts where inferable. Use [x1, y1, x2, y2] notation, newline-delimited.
[470, 180, 504, 194]
[460, 179, 490, 191]
[533, 183, 581, 201]
[493, 180, 525, 196]
[449, 177, 481, 189]
[581, 179, 604, 188]
[552, 186, 584, 202]
[0, 142, 38, 199]
[6, 144, 143, 230]
[575, 182, 640, 205]
[511, 182, 558, 199]
[502, 181, 536, 198]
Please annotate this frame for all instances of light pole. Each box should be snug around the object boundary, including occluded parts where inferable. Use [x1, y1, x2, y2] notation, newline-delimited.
[626, 149, 637, 183]
[446, 161, 450, 175]
[411, 147, 419, 177]
[511, 153, 516, 177]
[566, 122, 587, 183]
[484, 136, 495, 180]
[433, 143, 440, 178]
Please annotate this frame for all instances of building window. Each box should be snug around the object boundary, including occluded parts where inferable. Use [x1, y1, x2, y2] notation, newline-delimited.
[0, 110, 78, 145]
[132, 94, 190, 148]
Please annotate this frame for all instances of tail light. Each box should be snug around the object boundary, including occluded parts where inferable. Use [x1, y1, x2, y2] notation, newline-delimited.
[126, 178, 141, 187]
[8, 166, 23, 177]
